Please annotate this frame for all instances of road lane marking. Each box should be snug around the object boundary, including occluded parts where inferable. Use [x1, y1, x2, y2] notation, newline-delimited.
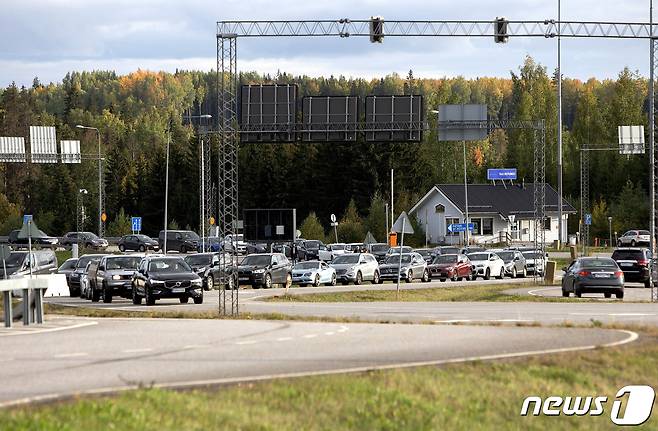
[303, 334, 317, 339]
[434, 319, 534, 324]
[54, 352, 88, 358]
[235, 340, 257, 345]
[276, 337, 292, 341]
[183, 345, 210, 349]
[528, 287, 559, 296]
[0, 321, 98, 337]
[122, 348, 153, 354]
[324, 332, 335, 336]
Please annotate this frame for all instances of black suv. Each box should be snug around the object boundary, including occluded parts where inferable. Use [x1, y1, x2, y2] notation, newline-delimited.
[236, 253, 292, 289]
[184, 253, 221, 290]
[118, 234, 159, 252]
[611, 247, 652, 288]
[95, 255, 142, 303]
[132, 256, 203, 305]
[158, 230, 200, 253]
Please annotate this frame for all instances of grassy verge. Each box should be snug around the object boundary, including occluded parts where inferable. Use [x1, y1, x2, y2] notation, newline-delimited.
[265, 284, 604, 303]
[1, 327, 656, 430]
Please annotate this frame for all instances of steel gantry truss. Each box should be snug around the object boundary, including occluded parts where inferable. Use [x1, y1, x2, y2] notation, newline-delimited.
[218, 16, 658, 310]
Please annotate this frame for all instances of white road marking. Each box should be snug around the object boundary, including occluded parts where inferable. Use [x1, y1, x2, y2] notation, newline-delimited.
[303, 334, 317, 339]
[54, 352, 88, 358]
[324, 332, 335, 336]
[276, 337, 292, 341]
[528, 287, 559, 296]
[183, 344, 210, 350]
[337, 325, 349, 333]
[235, 340, 257, 345]
[122, 348, 153, 354]
[434, 319, 534, 324]
[0, 321, 98, 337]
[608, 313, 655, 317]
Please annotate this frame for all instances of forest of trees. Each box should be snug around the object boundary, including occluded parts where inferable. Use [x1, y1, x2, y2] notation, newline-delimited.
[0, 56, 652, 244]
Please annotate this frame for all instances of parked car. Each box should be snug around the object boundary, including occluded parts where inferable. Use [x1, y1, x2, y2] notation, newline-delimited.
[67, 254, 107, 297]
[236, 253, 292, 289]
[132, 256, 204, 305]
[61, 232, 108, 250]
[223, 234, 248, 255]
[118, 234, 159, 252]
[561, 257, 624, 299]
[494, 250, 527, 278]
[57, 258, 78, 286]
[82, 260, 101, 300]
[158, 230, 200, 253]
[298, 240, 332, 261]
[467, 252, 506, 280]
[330, 253, 380, 285]
[94, 255, 142, 303]
[292, 260, 337, 287]
[347, 243, 366, 253]
[184, 253, 222, 290]
[521, 250, 547, 276]
[0, 249, 58, 279]
[611, 248, 652, 288]
[617, 230, 651, 247]
[378, 252, 429, 283]
[414, 248, 436, 264]
[427, 254, 474, 282]
[386, 246, 413, 257]
[198, 236, 222, 253]
[272, 242, 293, 259]
[327, 243, 349, 258]
[80, 261, 95, 300]
[433, 246, 461, 256]
[460, 246, 485, 255]
[246, 242, 267, 255]
[8, 229, 59, 249]
[367, 243, 391, 262]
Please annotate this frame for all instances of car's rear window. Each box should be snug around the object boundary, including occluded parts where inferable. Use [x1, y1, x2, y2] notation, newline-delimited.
[580, 258, 618, 268]
[639, 230, 650, 235]
[612, 250, 645, 260]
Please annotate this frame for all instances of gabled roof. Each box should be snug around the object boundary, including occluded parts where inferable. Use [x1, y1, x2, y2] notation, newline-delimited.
[410, 183, 576, 217]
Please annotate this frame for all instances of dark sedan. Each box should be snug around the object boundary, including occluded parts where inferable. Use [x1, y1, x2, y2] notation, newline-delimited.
[132, 256, 203, 305]
[8, 229, 59, 249]
[236, 253, 292, 289]
[118, 234, 159, 252]
[561, 257, 624, 299]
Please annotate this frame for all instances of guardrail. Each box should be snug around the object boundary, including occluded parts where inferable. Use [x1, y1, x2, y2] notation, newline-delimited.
[0, 278, 50, 328]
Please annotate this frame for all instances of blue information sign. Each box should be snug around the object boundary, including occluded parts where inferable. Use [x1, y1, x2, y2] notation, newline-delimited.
[448, 223, 475, 233]
[584, 214, 592, 226]
[23, 214, 33, 224]
[131, 217, 142, 232]
[487, 168, 517, 180]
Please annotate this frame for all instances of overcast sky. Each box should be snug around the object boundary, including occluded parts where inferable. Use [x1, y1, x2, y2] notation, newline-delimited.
[0, 0, 654, 87]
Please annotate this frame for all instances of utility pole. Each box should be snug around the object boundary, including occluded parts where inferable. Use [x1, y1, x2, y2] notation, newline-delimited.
[463, 141, 470, 246]
[390, 169, 394, 231]
[164, 124, 171, 255]
[557, 0, 564, 248]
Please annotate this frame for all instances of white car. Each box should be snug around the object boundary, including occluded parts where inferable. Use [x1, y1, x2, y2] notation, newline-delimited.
[327, 243, 348, 258]
[521, 250, 547, 276]
[617, 230, 651, 247]
[223, 234, 248, 255]
[330, 253, 380, 285]
[467, 252, 506, 280]
[292, 261, 336, 287]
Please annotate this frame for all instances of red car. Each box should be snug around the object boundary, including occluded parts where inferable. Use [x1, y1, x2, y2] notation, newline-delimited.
[428, 254, 474, 281]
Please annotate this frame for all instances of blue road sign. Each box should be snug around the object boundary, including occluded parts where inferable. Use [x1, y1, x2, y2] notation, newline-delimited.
[131, 217, 142, 232]
[487, 168, 517, 180]
[585, 214, 592, 226]
[448, 223, 475, 233]
[23, 214, 33, 224]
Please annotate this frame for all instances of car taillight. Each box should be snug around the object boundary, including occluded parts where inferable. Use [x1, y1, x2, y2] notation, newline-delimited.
[614, 271, 624, 278]
[578, 270, 590, 277]
[638, 260, 649, 266]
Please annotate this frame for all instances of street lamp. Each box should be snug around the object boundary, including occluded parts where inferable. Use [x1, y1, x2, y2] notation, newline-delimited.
[430, 109, 470, 245]
[183, 114, 213, 252]
[75, 125, 103, 237]
[608, 216, 613, 248]
[77, 188, 88, 256]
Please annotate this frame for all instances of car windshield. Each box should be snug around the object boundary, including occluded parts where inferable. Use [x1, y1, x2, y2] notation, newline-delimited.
[330, 244, 346, 250]
[612, 250, 645, 260]
[149, 258, 191, 273]
[182, 232, 200, 240]
[389, 247, 411, 254]
[304, 241, 321, 250]
[416, 250, 431, 256]
[294, 262, 320, 270]
[497, 252, 515, 261]
[581, 258, 618, 268]
[433, 255, 458, 264]
[386, 255, 412, 264]
[440, 247, 460, 255]
[76, 255, 98, 269]
[522, 251, 543, 259]
[135, 235, 151, 241]
[58, 259, 78, 271]
[105, 257, 141, 270]
[241, 255, 272, 266]
[4, 252, 26, 266]
[333, 255, 360, 264]
[468, 253, 489, 261]
[371, 244, 389, 252]
[185, 255, 213, 266]
[85, 232, 99, 240]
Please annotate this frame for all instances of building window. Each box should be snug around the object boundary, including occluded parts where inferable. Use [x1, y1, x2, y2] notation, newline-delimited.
[544, 217, 551, 231]
[435, 204, 445, 213]
[446, 217, 459, 235]
[470, 218, 481, 235]
[482, 218, 493, 235]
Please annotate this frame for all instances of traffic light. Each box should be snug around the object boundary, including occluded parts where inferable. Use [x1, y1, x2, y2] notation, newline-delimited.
[494, 17, 509, 43]
[370, 16, 384, 43]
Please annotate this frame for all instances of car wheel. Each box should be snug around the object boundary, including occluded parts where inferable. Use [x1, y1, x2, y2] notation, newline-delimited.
[139, 245, 146, 252]
[617, 239, 622, 247]
[631, 239, 636, 247]
[264, 274, 272, 289]
[616, 290, 624, 299]
[406, 270, 413, 283]
[145, 288, 155, 306]
[371, 271, 380, 285]
[118, 244, 125, 252]
[179, 296, 189, 303]
[79, 286, 85, 299]
[327, 273, 336, 286]
[285, 273, 292, 289]
[575, 284, 582, 298]
[440, 278, 446, 282]
[206, 275, 213, 291]
[562, 289, 569, 297]
[604, 292, 612, 298]
[132, 285, 141, 305]
[422, 269, 430, 283]
[522, 267, 527, 278]
[451, 272, 458, 282]
[645, 278, 652, 289]
[91, 287, 100, 302]
[484, 268, 491, 280]
[103, 284, 112, 303]
[179, 245, 186, 254]
[355, 271, 363, 285]
[314, 274, 321, 287]
[193, 291, 204, 304]
[341, 281, 349, 285]
[512, 267, 517, 278]
[496, 268, 504, 280]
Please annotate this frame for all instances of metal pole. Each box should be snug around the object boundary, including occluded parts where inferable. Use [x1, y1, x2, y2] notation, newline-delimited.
[651, 0, 656, 260]
[463, 141, 470, 245]
[557, 0, 564, 248]
[396, 217, 405, 297]
[385, 203, 389, 237]
[97, 130, 102, 237]
[608, 217, 613, 248]
[334, 224, 338, 243]
[201, 135, 205, 252]
[425, 208, 428, 247]
[28, 220, 32, 278]
[390, 169, 394, 231]
[164, 126, 170, 255]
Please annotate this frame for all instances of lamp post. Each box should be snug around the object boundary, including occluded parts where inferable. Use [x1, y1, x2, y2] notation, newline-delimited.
[183, 114, 212, 252]
[75, 125, 103, 237]
[164, 123, 171, 255]
[76, 188, 88, 258]
[608, 216, 613, 249]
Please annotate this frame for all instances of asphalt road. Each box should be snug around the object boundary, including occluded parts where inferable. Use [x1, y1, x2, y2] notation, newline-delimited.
[0, 316, 635, 407]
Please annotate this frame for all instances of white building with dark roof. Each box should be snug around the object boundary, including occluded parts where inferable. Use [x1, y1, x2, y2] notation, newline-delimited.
[409, 183, 576, 245]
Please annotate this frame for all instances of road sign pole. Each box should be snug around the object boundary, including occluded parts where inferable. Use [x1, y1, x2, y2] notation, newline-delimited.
[396, 217, 405, 298]
[463, 141, 470, 246]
